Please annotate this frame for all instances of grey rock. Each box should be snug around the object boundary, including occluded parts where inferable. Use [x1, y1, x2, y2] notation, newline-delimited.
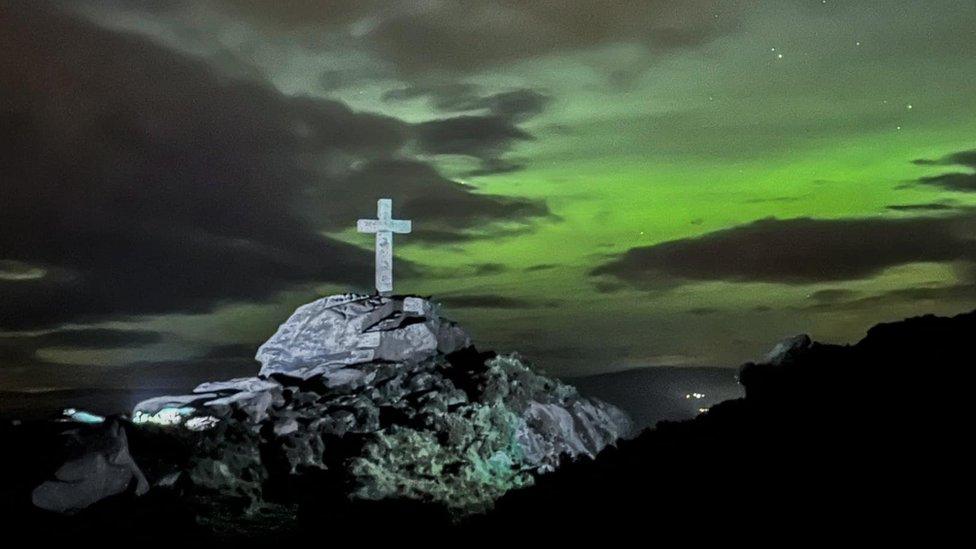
[273, 417, 299, 437]
[321, 367, 376, 390]
[133, 393, 218, 416]
[156, 471, 181, 488]
[195, 377, 279, 394]
[255, 295, 470, 381]
[517, 399, 630, 469]
[204, 390, 279, 423]
[32, 420, 148, 513]
[763, 334, 812, 365]
[278, 432, 326, 473]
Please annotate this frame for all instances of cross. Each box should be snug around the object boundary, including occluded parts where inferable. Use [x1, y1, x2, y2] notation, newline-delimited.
[357, 198, 412, 296]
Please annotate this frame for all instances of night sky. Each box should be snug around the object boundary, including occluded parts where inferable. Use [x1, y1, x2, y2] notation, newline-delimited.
[2, 1, 975, 392]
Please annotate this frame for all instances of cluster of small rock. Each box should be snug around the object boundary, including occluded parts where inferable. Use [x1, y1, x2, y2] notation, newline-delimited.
[34, 294, 631, 521]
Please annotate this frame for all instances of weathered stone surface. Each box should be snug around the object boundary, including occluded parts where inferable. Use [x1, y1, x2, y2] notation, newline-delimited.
[32, 420, 148, 513]
[517, 399, 631, 470]
[133, 393, 218, 416]
[194, 377, 280, 394]
[204, 390, 279, 423]
[255, 294, 471, 382]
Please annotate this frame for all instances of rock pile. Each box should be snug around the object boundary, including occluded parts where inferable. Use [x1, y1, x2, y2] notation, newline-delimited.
[37, 294, 631, 523]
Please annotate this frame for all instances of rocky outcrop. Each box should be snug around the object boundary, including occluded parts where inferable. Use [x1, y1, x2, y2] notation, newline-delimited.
[88, 294, 633, 522]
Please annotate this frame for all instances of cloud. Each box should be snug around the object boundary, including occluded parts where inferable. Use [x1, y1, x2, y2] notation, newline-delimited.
[592, 213, 976, 287]
[808, 289, 859, 304]
[208, 0, 739, 76]
[0, 4, 548, 331]
[886, 203, 958, 212]
[470, 263, 508, 276]
[417, 263, 510, 279]
[0, 328, 162, 368]
[912, 148, 976, 192]
[386, 86, 551, 123]
[801, 283, 976, 312]
[414, 115, 534, 175]
[334, 160, 550, 235]
[385, 86, 551, 174]
[384, 85, 551, 174]
[435, 294, 556, 310]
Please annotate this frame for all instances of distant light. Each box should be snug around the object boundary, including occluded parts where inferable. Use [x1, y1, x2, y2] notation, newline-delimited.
[698, 407, 710, 414]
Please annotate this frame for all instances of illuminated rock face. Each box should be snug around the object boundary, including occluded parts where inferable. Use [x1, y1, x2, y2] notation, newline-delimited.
[255, 294, 471, 382]
[118, 295, 631, 519]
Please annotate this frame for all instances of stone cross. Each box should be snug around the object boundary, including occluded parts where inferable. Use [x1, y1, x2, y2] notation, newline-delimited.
[357, 198, 412, 296]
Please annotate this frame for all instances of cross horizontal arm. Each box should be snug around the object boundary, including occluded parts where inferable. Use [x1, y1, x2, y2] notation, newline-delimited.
[357, 219, 411, 234]
[357, 219, 380, 233]
[390, 219, 411, 233]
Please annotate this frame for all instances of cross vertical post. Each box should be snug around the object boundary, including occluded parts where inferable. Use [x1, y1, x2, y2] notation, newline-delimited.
[357, 198, 412, 296]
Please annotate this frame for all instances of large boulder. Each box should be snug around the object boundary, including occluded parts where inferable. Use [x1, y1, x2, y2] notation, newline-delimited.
[255, 294, 471, 382]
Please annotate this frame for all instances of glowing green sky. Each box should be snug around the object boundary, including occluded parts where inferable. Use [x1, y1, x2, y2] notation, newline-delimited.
[347, 0, 976, 371]
[3, 1, 976, 390]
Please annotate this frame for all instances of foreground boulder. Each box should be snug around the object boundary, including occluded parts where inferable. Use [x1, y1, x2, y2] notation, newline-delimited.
[42, 294, 630, 525]
[32, 420, 148, 513]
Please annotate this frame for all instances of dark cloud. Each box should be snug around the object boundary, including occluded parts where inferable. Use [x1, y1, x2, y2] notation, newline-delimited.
[912, 148, 976, 192]
[808, 289, 859, 304]
[386, 86, 551, 123]
[0, 4, 546, 331]
[416, 263, 511, 280]
[385, 86, 551, 174]
[333, 160, 550, 235]
[802, 283, 976, 312]
[593, 213, 976, 286]
[383, 83, 482, 111]
[211, 0, 738, 76]
[886, 203, 958, 212]
[414, 115, 533, 175]
[435, 294, 556, 310]
[0, 328, 162, 369]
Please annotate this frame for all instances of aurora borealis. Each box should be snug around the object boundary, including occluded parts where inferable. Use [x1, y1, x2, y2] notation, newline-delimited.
[2, 1, 976, 391]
